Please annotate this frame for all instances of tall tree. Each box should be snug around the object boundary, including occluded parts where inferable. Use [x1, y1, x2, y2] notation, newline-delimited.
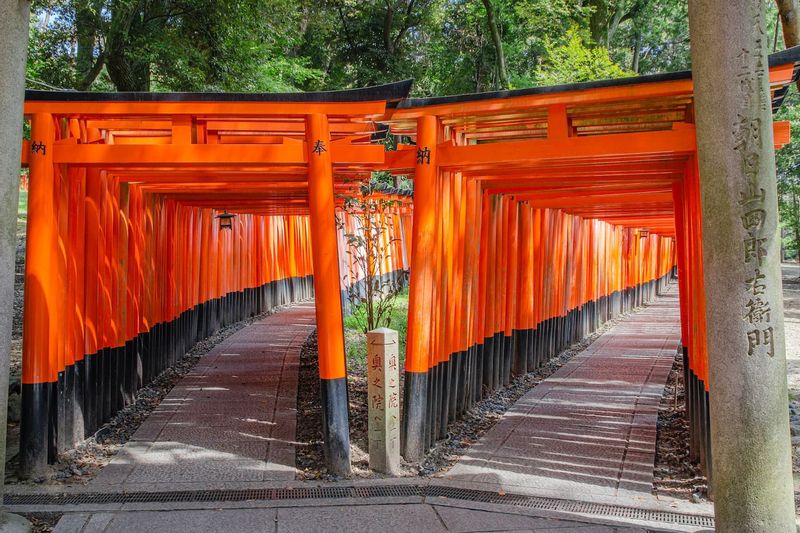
[481, 0, 509, 89]
[586, 0, 642, 47]
[777, 0, 800, 46]
[27, 0, 321, 92]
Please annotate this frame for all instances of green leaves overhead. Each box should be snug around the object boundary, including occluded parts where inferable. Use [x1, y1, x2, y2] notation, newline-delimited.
[27, 0, 692, 95]
[22, 1, 800, 258]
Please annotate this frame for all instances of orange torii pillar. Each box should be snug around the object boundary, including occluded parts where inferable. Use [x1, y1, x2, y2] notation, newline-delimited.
[305, 113, 351, 476]
[20, 113, 58, 478]
[402, 115, 438, 461]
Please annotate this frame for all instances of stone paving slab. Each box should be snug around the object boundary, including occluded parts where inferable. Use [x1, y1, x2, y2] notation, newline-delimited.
[88, 303, 315, 491]
[52, 502, 671, 532]
[444, 289, 681, 502]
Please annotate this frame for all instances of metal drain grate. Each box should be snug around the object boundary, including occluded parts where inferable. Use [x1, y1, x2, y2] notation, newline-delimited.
[4, 484, 714, 528]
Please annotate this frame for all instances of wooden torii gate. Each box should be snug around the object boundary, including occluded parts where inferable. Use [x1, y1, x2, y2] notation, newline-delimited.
[381, 49, 798, 477]
[20, 82, 412, 477]
[16, 47, 800, 512]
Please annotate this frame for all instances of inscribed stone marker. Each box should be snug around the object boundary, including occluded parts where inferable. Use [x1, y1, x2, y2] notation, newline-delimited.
[367, 327, 400, 475]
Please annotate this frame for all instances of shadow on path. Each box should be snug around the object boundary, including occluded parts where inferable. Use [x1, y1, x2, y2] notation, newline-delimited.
[444, 289, 681, 503]
[89, 303, 315, 490]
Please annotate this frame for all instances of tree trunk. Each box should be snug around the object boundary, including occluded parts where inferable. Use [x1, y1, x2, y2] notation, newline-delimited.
[588, 0, 610, 47]
[106, 47, 149, 92]
[481, 0, 509, 90]
[607, 1, 629, 44]
[777, 0, 800, 45]
[75, 3, 96, 80]
[631, 31, 641, 72]
[104, 5, 151, 91]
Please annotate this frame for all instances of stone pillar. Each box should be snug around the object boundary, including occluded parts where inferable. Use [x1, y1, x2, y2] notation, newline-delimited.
[0, 1, 34, 530]
[689, 0, 796, 529]
[367, 327, 400, 475]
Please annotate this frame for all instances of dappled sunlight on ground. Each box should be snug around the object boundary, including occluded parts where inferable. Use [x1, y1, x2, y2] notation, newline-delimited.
[444, 290, 687, 509]
[88, 305, 314, 490]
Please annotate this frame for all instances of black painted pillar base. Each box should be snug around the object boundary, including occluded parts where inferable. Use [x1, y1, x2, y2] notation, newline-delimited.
[512, 329, 527, 377]
[19, 382, 52, 479]
[320, 377, 351, 476]
[402, 371, 428, 461]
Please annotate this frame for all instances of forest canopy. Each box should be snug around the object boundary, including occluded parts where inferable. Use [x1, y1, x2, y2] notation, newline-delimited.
[23, 0, 800, 259]
[26, 0, 703, 94]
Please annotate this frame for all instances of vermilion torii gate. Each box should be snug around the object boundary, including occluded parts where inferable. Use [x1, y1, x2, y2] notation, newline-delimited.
[19, 83, 414, 477]
[15, 42, 800, 525]
[383, 49, 796, 477]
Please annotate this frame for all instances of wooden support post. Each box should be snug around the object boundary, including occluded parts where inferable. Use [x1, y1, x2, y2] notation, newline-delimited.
[689, 0, 795, 527]
[305, 113, 351, 476]
[83, 170, 101, 435]
[20, 113, 57, 478]
[66, 168, 86, 445]
[403, 115, 439, 461]
[515, 203, 533, 376]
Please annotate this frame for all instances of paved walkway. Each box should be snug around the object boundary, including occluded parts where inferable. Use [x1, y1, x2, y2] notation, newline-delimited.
[90, 303, 315, 490]
[444, 289, 681, 504]
[52, 501, 674, 532]
[41, 290, 715, 531]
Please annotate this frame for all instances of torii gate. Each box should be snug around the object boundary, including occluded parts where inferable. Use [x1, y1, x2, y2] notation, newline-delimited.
[19, 82, 413, 478]
[0, 8, 796, 530]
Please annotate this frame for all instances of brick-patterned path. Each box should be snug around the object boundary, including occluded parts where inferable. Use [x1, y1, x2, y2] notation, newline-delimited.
[444, 288, 681, 501]
[48, 291, 716, 531]
[90, 303, 315, 491]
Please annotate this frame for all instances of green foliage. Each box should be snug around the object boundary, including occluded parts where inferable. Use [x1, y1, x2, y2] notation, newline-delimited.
[25, 0, 694, 95]
[775, 91, 800, 260]
[18, 191, 28, 216]
[27, 0, 323, 92]
[344, 288, 409, 364]
[607, 0, 690, 74]
[535, 27, 633, 85]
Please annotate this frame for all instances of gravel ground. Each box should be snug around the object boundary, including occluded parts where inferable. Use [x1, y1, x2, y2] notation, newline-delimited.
[780, 262, 800, 509]
[652, 350, 707, 503]
[295, 305, 636, 479]
[9, 217, 25, 386]
[4, 308, 282, 487]
[651, 265, 798, 507]
[21, 512, 60, 533]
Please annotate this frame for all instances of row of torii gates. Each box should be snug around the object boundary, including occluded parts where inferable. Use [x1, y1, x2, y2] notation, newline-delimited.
[14, 41, 799, 531]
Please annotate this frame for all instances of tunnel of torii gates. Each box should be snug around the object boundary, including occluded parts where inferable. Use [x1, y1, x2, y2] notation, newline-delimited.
[15, 46, 800, 480]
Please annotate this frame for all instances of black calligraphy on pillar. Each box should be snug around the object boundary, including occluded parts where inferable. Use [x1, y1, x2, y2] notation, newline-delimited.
[416, 146, 431, 165]
[312, 139, 327, 155]
[31, 141, 46, 155]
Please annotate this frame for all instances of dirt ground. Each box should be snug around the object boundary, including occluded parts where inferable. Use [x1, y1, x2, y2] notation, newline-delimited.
[296, 305, 637, 479]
